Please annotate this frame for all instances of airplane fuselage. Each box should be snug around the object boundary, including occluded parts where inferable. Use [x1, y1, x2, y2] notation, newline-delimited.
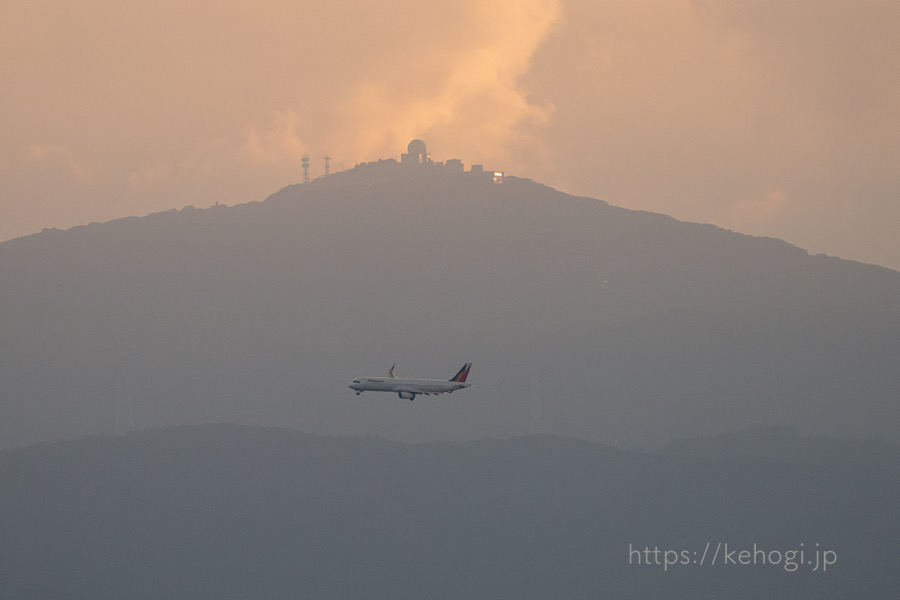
[349, 363, 472, 400]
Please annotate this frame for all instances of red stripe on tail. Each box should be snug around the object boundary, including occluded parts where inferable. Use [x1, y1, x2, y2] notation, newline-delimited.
[450, 363, 472, 382]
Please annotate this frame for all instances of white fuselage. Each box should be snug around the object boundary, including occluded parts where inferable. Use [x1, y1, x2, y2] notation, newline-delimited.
[348, 377, 470, 397]
[349, 363, 472, 400]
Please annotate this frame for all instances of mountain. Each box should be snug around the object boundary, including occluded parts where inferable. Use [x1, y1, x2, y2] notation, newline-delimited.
[1, 425, 896, 599]
[1, 160, 898, 447]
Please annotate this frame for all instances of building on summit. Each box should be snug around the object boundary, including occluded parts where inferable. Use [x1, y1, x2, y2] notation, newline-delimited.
[351, 139, 501, 181]
[401, 139, 431, 166]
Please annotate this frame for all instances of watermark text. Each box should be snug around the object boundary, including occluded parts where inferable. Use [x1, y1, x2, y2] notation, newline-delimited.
[628, 542, 836, 572]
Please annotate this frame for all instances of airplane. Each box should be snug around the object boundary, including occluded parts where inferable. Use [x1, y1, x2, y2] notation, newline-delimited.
[348, 363, 473, 401]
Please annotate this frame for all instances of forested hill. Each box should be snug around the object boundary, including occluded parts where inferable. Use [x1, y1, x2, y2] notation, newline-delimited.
[0, 425, 896, 599]
[1, 161, 898, 447]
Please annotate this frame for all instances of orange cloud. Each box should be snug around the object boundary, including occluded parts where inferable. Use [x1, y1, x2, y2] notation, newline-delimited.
[332, 0, 562, 164]
[1, 1, 897, 270]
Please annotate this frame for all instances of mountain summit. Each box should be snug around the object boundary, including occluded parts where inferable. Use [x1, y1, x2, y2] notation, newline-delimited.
[1, 161, 898, 447]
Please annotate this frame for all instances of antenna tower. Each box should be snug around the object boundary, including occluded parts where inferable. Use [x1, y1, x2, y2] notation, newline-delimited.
[301, 153, 310, 184]
[324, 154, 331, 177]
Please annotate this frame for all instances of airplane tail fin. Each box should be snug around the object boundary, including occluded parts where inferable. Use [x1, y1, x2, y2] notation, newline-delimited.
[450, 363, 472, 383]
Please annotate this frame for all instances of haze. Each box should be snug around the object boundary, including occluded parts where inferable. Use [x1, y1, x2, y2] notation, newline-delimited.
[2, 0, 898, 271]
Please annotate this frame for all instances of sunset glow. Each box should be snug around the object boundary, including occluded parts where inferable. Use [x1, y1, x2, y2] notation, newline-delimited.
[2, 0, 897, 269]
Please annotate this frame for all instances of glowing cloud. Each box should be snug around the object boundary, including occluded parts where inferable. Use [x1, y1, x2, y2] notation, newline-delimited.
[1, 0, 898, 270]
[332, 0, 562, 163]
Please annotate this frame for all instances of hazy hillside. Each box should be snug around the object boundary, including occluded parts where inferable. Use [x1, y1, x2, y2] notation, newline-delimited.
[1, 161, 898, 447]
[0, 425, 896, 599]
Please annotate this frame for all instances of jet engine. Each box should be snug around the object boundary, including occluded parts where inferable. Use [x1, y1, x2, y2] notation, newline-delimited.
[398, 392, 416, 400]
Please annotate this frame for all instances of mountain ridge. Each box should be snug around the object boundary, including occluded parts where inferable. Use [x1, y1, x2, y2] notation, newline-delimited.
[1, 162, 897, 447]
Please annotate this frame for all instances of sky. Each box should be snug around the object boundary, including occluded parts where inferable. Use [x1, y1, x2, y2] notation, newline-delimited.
[2, 0, 898, 271]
